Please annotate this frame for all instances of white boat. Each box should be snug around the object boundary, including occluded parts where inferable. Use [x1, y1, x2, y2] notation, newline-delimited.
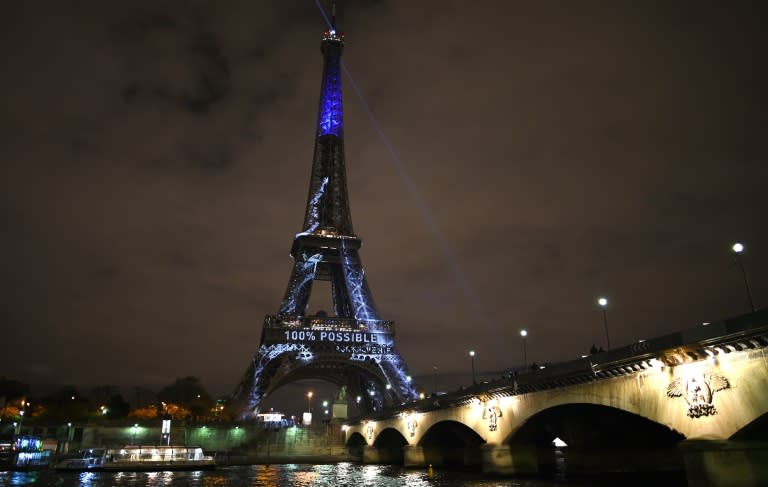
[54, 445, 216, 471]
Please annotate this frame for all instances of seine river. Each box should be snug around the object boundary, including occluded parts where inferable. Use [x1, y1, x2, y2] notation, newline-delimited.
[0, 463, 684, 487]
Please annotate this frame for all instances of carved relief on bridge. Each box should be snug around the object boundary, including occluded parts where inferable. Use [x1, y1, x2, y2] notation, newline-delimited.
[365, 421, 375, 440]
[666, 372, 730, 418]
[478, 395, 503, 432]
[401, 412, 418, 437]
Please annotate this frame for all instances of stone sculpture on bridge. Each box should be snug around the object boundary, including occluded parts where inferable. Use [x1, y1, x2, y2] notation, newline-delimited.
[667, 372, 730, 418]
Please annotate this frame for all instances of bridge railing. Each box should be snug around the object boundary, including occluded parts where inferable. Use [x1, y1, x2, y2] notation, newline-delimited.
[346, 308, 768, 423]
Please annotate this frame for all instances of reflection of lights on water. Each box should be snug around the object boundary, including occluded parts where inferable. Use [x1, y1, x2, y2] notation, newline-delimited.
[362, 464, 381, 480]
[403, 469, 432, 486]
[78, 472, 97, 487]
[248, 464, 281, 485]
[1, 472, 42, 486]
[335, 462, 352, 485]
[160, 471, 175, 482]
[291, 465, 320, 486]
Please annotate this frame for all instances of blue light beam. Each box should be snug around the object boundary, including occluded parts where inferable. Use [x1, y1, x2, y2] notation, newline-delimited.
[313, 3, 506, 369]
[313, 1, 496, 337]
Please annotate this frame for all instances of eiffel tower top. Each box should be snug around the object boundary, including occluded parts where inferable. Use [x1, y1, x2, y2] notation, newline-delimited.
[295, 24, 356, 250]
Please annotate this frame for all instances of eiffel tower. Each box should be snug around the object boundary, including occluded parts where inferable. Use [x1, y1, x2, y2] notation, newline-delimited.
[232, 23, 417, 418]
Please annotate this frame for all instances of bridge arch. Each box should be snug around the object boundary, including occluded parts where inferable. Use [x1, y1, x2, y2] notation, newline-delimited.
[346, 431, 367, 460]
[419, 420, 486, 468]
[255, 356, 397, 413]
[506, 403, 686, 475]
[507, 403, 684, 447]
[731, 412, 768, 441]
[373, 427, 408, 464]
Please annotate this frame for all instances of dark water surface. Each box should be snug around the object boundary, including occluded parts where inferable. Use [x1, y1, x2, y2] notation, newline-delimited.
[0, 463, 684, 487]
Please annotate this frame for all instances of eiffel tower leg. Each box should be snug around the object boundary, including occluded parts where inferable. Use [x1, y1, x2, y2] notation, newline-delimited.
[231, 345, 270, 418]
[340, 249, 380, 321]
[277, 257, 317, 316]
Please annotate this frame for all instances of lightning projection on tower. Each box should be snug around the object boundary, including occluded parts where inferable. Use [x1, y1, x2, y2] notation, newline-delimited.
[305, 177, 329, 234]
[341, 249, 378, 321]
[277, 252, 322, 316]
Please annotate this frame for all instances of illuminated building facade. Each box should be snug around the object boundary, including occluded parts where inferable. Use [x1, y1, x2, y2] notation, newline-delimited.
[232, 25, 417, 418]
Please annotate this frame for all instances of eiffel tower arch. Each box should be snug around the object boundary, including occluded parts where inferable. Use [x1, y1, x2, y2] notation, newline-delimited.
[232, 25, 417, 418]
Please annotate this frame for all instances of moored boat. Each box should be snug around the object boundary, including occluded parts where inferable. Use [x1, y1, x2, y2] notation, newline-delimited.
[54, 445, 215, 471]
[0, 436, 53, 471]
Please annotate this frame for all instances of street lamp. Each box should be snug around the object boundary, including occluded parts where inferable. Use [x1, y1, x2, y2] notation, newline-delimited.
[732, 242, 756, 313]
[307, 391, 313, 412]
[520, 330, 528, 367]
[433, 366, 438, 395]
[132, 424, 138, 445]
[598, 297, 611, 349]
[469, 350, 476, 384]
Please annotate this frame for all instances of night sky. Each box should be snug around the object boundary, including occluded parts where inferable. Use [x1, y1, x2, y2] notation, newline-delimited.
[2, 2, 766, 408]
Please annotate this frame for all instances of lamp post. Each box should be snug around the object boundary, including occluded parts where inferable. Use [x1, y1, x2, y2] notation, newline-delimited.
[598, 297, 611, 349]
[307, 391, 313, 413]
[16, 400, 29, 436]
[65, 422, 72, 454]
[468, 350, 476, 384]
[433, 366, 438, 395]
[520, 329, 528, 367]
[732, 243, 756, 313]
[132, 423, 138, 445]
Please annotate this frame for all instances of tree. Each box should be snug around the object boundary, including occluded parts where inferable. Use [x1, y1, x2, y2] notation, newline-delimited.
[129, 405, 158, 420]
[0, 378, 29, 405]
[37, 386, 91, 421]
[88, 385, 119, 405]
[162, 403, 192, 421]
[157, 377, 210, 405]
[0, 405, 21, 420]
[158, 377, 213, 423]
[104, 394, 130, 419]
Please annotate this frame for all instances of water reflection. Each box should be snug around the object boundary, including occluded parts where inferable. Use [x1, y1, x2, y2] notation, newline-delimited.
[0, 464, 677, 486]
[78, 471, 97, 486]
[0, 471, 40, 486]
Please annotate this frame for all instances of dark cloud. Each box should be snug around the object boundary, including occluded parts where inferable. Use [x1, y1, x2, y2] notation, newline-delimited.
[1, 1, 765, 407]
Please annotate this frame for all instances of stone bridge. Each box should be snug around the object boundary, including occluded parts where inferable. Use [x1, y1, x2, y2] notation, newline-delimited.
[344, 309, 768, 486]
